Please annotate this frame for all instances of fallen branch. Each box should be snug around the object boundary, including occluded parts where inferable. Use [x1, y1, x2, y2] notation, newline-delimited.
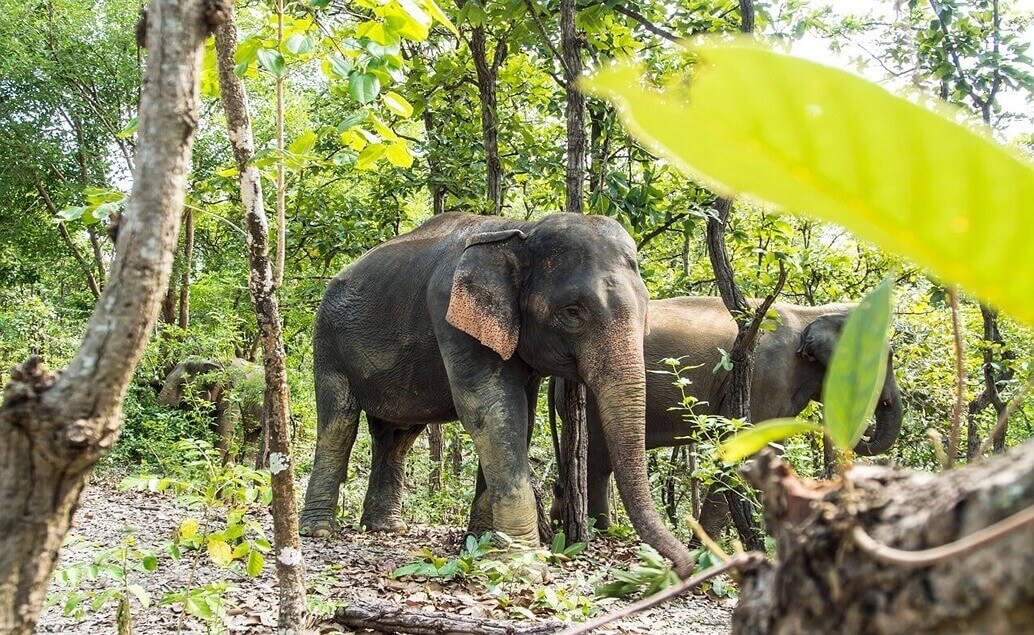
[558, 553, 763, 635]
[333, 598, 560, 635]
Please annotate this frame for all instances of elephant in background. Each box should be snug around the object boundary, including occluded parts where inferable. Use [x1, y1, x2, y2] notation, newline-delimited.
[300, 211, 696, 577]
[159, 356, 266, 466]
[551, 296, 904, 530]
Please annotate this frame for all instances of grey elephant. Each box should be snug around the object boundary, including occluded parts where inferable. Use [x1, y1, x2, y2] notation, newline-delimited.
[300, 211, 696, 577]
[551, 296, 904, 529]
[159, 356, 265, 465]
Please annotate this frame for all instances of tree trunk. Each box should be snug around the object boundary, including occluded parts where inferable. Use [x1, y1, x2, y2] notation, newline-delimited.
[214, 13, 305, 631]
[0, 1, 216, 630]
[177, 208, 193, 330]
[559, 382, 590, 543]
[428, 424, 444, 492]
[468, 26, 506, 215]
[557, 0, 591, 545]
[734, 443, 1034, 634]
[966, 305, 1012, 459]
[699, 0, 768, 553]
[422, 105, 447, 216]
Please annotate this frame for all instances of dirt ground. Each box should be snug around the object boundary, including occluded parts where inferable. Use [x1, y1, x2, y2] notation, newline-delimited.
[37, 478, 734, 634]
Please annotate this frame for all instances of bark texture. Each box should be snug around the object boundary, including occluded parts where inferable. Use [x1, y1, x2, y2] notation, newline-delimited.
[428, 424, 444, 492]
[214, 13, 305, 631]
[468, 26, 507, 215]
[0, 0, 216, 630]
[734, 444, 1034, 634]
[558, 0, 590, 545]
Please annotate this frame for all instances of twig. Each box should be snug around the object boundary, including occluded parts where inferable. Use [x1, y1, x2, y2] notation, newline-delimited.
[611, 4, 680, 43]
[976, 377, 1034, 456]
[558, 554, 757, 635]
[851, 504, 1034, 568]
[945, 287, 967, 467]
[521, 0, 569, 77]
[689, 517, 730, 563]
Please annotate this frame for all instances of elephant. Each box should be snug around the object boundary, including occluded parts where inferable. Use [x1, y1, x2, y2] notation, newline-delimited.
[158, 356, 266, 465]
[300, 211, 696, 577]
[550, 296, 904, 530]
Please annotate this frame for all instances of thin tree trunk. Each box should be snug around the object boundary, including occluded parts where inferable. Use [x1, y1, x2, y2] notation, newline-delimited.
[558, 0, 590, 545]
[422, 105, 447, 216]
[699, 1, 768, 553]
[428, 424, 444, 492]
[0, 1, 215, 629]
[272, 0, 286, 289]
[214, 13, 305, 630]
[178, 209, 193, 330]
[34, 180, 102, 299]
[87, 227, 107, 288]
[966, 305, 1012, 459]
[468, 26, 506, 215]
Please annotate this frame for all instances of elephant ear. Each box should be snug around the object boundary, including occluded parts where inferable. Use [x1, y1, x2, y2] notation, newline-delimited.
[446, 229, 526, 360]
[796, 312, 849, 364]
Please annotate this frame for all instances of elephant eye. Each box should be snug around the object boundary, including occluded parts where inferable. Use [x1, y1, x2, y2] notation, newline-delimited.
[557, 304, 586, 330]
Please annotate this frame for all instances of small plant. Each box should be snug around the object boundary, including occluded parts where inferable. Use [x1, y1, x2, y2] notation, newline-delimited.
[159, 581, 232, 634]
[596, 543, 679, 599]
[46, 535, 157, 635]
[546, 530, 587, 564]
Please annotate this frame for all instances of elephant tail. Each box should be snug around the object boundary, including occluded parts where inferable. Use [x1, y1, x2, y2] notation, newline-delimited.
[548, 376, 564, 498]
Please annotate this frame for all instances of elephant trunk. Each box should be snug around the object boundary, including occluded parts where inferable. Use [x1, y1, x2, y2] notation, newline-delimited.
[853, 368, 903, 456]
[587, 351, 695, 579]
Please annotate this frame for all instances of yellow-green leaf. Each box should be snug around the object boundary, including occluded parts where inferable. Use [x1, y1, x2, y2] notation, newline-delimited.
[246, 550, 264, 577]
[823, 278, 893, 451]
[718, 419, 822, 462]
[382, 91, 414, 118]
[179, 518, 199, 540]
[369, 114, 399, 141]
[207, 539, 233, 567]
[420, 0, 458, 35]
[357, 143, 387, 169]
[584, 42, 1034, 327]
[386, 141, 414, 168]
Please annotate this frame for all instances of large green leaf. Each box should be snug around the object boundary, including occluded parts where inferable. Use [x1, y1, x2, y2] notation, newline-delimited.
[718, 419, 822, 462]
[822, 278, 893, 451]
[585, 42, 1034, 327]
[348, 72, 381, 104]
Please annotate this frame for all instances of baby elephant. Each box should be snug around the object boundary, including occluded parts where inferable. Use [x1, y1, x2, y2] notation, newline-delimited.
[159, 356, 266, 466]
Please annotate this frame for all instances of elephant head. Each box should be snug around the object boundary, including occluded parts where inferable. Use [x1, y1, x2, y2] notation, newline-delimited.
[445, 213, 694, 576]
[797, 313, 903, 456]
[158, 356, 224, 407]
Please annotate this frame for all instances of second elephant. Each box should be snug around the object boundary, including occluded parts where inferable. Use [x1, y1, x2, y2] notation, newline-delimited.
[159, 356, 266, 465]
[553, 296, 904, 529]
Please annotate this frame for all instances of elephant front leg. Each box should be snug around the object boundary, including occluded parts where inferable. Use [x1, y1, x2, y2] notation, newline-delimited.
[460, 393, 538, 546]
[360, 418, 423, 533]
[467, 465, 493, 537]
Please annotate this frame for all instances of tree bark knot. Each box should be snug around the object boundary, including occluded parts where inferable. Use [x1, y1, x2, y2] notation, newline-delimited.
[734, 446, 1034, 634]
[2, 356, 59, 412]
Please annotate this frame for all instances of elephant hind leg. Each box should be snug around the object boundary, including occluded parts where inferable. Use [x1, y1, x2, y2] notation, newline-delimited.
[361, 417, 424, 534]
[301, 365, 360, 538]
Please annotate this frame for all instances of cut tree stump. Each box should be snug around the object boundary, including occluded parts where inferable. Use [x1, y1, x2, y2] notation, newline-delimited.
[333, 598, 560, 634]
[734, 443, 1034, 634]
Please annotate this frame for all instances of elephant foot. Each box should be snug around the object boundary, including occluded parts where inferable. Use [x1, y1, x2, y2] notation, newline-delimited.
[299, 510, 338, 538]
[361, 515, 409, 534]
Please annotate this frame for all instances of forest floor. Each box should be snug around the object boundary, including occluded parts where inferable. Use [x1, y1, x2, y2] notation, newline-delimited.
[38, 477, 734, 634]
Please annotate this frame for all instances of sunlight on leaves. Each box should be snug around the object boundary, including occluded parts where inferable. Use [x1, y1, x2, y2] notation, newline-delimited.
[718, 418, 822, 462]
[584, 41, 1034, 327]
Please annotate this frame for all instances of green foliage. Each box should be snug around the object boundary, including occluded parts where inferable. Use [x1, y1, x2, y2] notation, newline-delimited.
[586, 42, 1034, 326]
[822, 278, 893, 449]
[46, 535, 155, 633]
[718, 419, 822, 463]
